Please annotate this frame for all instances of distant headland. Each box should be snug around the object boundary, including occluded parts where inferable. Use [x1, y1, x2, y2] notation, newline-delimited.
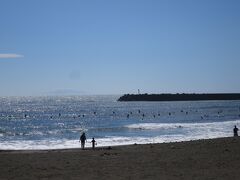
[118, 93, 240, 102]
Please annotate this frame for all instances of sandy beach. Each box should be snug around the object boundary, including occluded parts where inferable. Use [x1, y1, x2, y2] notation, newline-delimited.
[0, 137, 240, 180]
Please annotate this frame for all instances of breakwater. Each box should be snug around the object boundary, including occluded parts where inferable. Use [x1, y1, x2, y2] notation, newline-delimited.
[118, 93, 240, 101]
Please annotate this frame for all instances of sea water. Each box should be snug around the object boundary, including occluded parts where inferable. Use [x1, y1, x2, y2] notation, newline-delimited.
[0, 95, 240, 150]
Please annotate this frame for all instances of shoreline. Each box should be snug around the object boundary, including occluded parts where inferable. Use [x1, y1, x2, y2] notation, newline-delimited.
[0, 136, 235, 152]
[0, 135, 234, 152]
[0, 136, 237, 152]
[1, 137, 240, 179]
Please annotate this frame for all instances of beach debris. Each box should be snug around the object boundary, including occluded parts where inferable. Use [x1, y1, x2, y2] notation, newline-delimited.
[224, 148, 230, 152]
[101, 152, 118, 156]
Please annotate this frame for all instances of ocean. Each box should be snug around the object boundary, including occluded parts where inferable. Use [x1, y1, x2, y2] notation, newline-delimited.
[0, 95, 240, 150]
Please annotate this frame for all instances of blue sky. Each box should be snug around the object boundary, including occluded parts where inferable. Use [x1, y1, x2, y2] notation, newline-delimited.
[0, 0, 240, 96]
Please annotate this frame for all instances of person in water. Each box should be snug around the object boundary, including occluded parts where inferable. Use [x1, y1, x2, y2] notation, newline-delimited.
[233, 125, 239, 137]
[91, 138, 96, 149]
[79, 132, 86, 149]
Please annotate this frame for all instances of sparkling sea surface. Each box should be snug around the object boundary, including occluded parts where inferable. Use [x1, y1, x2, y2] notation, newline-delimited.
[0, 95, 240, 150]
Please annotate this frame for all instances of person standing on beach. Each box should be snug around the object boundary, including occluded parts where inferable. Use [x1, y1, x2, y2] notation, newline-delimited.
[80, 132, 86, 149]
[91, 138, 96, 149]
[233, 125, 239, 137]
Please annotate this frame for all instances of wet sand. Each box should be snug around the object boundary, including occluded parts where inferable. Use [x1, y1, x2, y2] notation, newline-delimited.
[0, 137, 240, 180]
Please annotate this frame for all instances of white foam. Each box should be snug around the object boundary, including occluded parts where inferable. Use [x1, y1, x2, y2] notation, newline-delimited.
[0, 140, 80, 150]
[126, 123, 183, 130]
[125, 119, 240, 131]
[0, 137, 152, 150]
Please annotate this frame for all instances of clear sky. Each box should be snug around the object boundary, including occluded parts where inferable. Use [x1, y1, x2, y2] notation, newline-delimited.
[0, 0, 240, 96]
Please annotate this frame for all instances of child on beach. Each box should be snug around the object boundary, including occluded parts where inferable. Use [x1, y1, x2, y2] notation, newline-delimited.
[91, 138, 96, 149]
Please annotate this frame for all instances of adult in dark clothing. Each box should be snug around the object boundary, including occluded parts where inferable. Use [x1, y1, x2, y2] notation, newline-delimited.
[80, 132, 86, 149]
[233, 125, 239, 137]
